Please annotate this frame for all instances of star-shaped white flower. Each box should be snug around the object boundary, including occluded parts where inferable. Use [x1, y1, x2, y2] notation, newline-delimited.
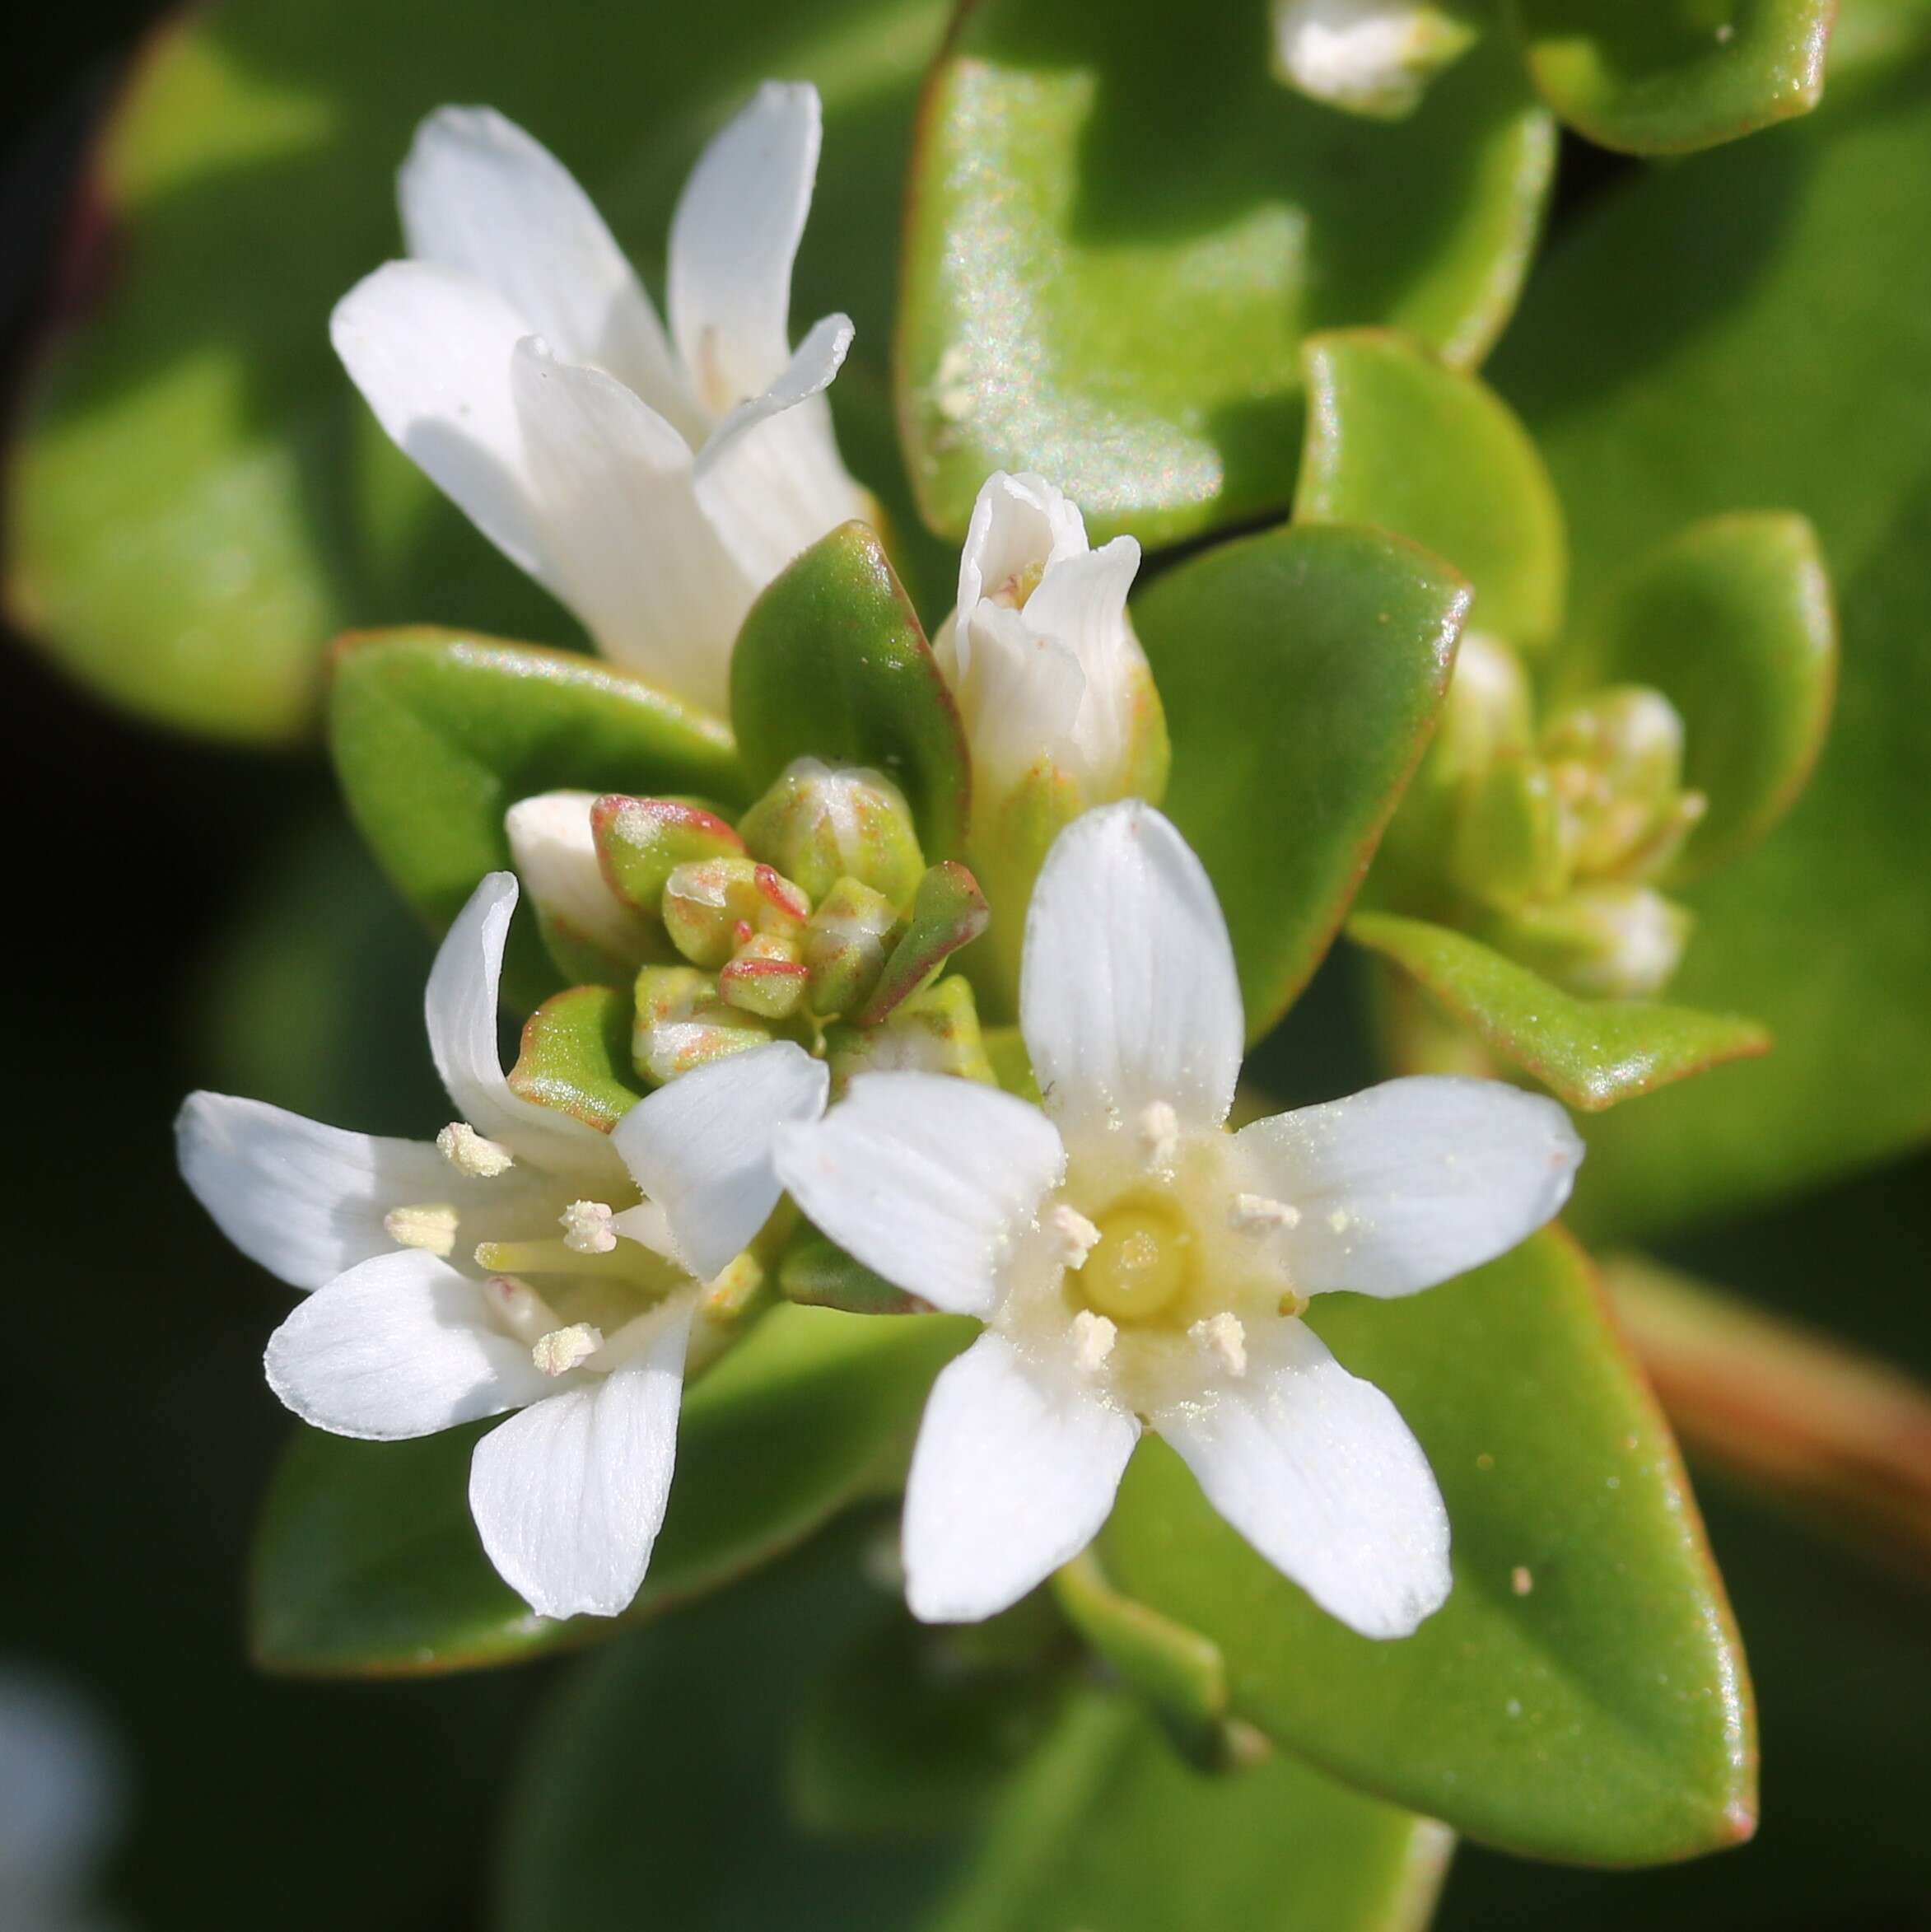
[178, 874, 827, 1620]
[332, 84, 869, 716]
[775, 802, 1583, 1637]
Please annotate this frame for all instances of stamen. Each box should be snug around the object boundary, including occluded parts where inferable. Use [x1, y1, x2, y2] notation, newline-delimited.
[1070, 1309, 1117, 1374]
[559, 1200, 617, 1255]
[1229, 1192, 1301, 1234]
[473, 1236, 664, 1286]
[1047, 1204, 1102, 1269]
[436, 1121, 515, 1178]
[1191, 1312, 1248, 1377]
[384, 1202, 459, 1256]
[1136, 1100, 1180, 1173]
[485, 1275, 561, 1346]
[532, 1322, 604, 1377]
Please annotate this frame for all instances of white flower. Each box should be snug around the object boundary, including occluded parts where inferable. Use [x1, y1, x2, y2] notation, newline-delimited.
[331, 85, 870, 716]
[931, 473, 1162, 805]
[775, 802, 1582, 1637]
[178, 873, 828, 1620]
[1271, 0, 1478, 119]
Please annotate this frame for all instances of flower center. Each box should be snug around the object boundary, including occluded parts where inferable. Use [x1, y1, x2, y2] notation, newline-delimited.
[1075, 1202, 1192, 1323]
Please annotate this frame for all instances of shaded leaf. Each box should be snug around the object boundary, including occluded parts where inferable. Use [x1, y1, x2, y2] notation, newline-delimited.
[506, 984, 645, 1132]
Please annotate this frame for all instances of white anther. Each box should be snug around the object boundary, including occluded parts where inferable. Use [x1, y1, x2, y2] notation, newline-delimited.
[1071, 1309, 1117, 1374]
[1191, 1313, 1248, 1378]
[384, 1202, 459, 1256]
[436, 1122, 515, 1178]
[1047, 1204, 1102, 1269]
[1136, 1100, 1180, 1172]
[559, 1200, 618, 1255]
[1229, 1192, 1301, 1234]
[531, 1323, 605, 1377]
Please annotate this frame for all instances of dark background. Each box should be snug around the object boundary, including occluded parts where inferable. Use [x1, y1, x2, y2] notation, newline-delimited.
[2, 7, 1925, 1928]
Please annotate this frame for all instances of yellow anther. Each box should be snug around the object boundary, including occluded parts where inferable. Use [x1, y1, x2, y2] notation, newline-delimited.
[532, 1323, 605, 1377]
[437, 1122, 515, 1178]
[384, 1202, 459, 1256]
[1190, 1312, 1248, 1377]
[1047, 1204, 1102, 1269]
[1070, 1309, 1117, 1374]
[560, 1200, 617, 1255]
[1229, 1192, 1300, 1234]
[1136, 1100, 1180, 1173]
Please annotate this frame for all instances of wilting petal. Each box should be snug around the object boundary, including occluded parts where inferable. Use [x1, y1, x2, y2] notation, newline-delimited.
[264, 1249, 552, 1440]
[1236, 1076, 1582, 1296]
[773, 1072, 1064, 1318]
[903, 1331, 1139, 1623]
[1154, 1317, 1450, 1640]
[468, 1295, 694, 1618]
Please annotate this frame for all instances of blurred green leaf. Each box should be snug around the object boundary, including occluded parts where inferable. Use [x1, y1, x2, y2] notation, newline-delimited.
[1504, 0, 1832, 154]
[1052, 1550, 1228, 1732]
[898, 0, 1554, 546]
[1098, 1230, 1756, 1865]
[251, 1305, 969, 1676]
[778, 1224, 921, 1315]
[1350, 910, 1770, 1108]
[506, 984, 645, 1132]
[1490, 50, 1931, 1235]
[1298, 329, 1566, 648]
[4, 0, 952, 742]
[730, 523, 970, 857]
[1134, 524, 1467, 1040]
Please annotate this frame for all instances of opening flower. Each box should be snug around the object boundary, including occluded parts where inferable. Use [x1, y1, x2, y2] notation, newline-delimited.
[331, 83, 869, 716]
[177, 874, 828, 1619]
[775, 801, 1582, 1637]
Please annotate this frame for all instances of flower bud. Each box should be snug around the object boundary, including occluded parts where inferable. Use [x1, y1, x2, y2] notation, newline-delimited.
[1448, 755, 1566, 912]
[738, 758, 926, 908]
[1485, 885, 1693, 1000]
[824, 976, 994, 1094]
[504, 791, 669, 982]
[1271, 0, 1479, 119]
[660, 858, 811, 969]
[802, 877, 902, 1018]
[1542, 686, 1698, 883]
[718, 933, 809, 1020]
[591, 796, 744, 914]
[631, 964, 772, 1085]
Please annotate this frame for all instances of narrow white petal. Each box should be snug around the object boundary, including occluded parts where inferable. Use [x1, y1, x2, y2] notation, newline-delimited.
[504, 789, 660, 964]
[1020, 802, 1245, 1135]
[468, 1295, 693, 1618]
[903, 1331, 1139, 1623]
[772, 1072, 1064, 1318]
[510, 336, 753, 715]
[668, 82, 820, 411]
[330, 259, 545, 577]
[399, 105, 701, 438]
[424, 871, 629, 1186]
[955, 471, 1092, 651]
[177, 1094, 454, 1290]
[264, 1249, 552, 1440]
[951, 602, 1089, 796]
[613, 1040, 828, 1281]
[1023, 538, 1146, 794]
[1154, 1318, 1449, 1640]
[1237, 1076, 1583, 1297]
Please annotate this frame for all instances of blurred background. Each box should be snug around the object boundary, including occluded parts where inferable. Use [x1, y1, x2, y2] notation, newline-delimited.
[2, 5, 1926, 1928]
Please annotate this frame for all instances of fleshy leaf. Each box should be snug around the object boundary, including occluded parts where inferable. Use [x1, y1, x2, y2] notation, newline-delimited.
[250, 1306, 969, 1676]
[897, 0, 1554, 545]
[506, 984, 646, 1132]
[1297, 328, 1567, 648]
[1505, 0, 1834, 155]
[1580, 513, 1837, 883]
[856, 861, 990, 1024]
[730, 524, 969, 858]
[777, 1225, 921, 1318]
[1131, 524, 1468, 1039]
[1097, 1229, 1757, 1865]
[1350, 909, 1771, 1108]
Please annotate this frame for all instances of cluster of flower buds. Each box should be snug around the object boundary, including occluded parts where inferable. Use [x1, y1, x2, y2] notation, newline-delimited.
[507, 758, 995, 1093]
[1388, 634, 1707, 996]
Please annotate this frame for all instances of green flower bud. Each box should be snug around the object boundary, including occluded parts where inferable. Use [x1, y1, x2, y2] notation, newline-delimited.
[825, 975, 995, 1094]
[1541, 686, 1700, 882]
[504, 791, 669, 982]
[1485, 885, 1693, 1000]
[738, 758, 926, 907]
[718, 933, 810, 1020]
[802, 877, 902, 1018]
[632, 964, 772, 1085]
[1448, 754, 1566, 912]
[660, 857, 811, 969]
[592, 796, 744, 914]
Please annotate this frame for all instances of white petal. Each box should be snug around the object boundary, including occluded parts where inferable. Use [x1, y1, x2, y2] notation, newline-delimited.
[510, 336, 753, 715]
[903, 1331, 1139, 1623]
[955, 471, 1092, 656]
[264, 1249, 552, 1440]
[424, 871, 630, 1187]
[950, 602, 1089, 796]
[1020, 802, 1245, 1136]
[668, 82, 821, 413]
[613, 1040, 828, 1281]
[399, 105, 701, 439]
[772, 1072, 1064, 1318]
[330, 259, 544, 578]
[1024, 537, 1146, 794]
[1154, 1318, 1449, 1640]
[1237, 1076, 1583, 1297]
[693, 312, 865, 581]
[504, 789, 660, 965]
[468, 1295, 693, 1618]
[177, 1094, 455, 1290]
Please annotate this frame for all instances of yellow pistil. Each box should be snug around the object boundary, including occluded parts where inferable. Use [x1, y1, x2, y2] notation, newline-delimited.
[1075, 1203, 1192, 1323]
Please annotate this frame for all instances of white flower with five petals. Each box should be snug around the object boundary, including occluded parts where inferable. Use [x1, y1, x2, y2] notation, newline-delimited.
[332, 84, 869, 716]
[177, 874, 827, 1619]
[775, 802, 1582, 1638]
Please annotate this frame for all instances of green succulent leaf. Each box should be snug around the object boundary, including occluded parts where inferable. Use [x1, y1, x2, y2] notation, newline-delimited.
[730, 524, 970, 859]
[1132, 524, 1468, 1040]
[1097, 1229, 1756, 1865]
[857, 861, 991, 1024]
[1579, 513, 1837, 884]
[1490, 52, 1931, 1234]
[1296, 328, 1567, 649]
[897, 0, 1554, 546]
[506, 984, 646, 1131]
[1504, 0, 1834, 154]
[250, 1306, 969, 1676]
[1350, 909, 1771, 1109]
